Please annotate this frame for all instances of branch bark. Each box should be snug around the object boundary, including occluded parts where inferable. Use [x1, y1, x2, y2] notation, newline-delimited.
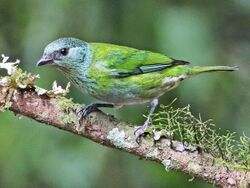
[0, 83, 249, 188]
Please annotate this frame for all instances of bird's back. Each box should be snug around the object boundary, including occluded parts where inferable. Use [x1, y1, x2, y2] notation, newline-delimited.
[83, 43, 186, 105]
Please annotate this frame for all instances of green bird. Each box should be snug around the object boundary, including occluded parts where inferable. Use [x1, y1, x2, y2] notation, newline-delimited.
[37, 37, 238, 141]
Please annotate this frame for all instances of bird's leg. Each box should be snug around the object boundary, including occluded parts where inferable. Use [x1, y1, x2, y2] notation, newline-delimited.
[79, 103, 114, 124]
[134, 98, 159, 143]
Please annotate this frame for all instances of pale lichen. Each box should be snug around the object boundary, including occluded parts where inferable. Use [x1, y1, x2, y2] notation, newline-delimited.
[0, 77, 9, 86]
[0, 54, 38, 89]
[35, 86, 47, 95]
[187, 162, 202, 174]
[0, 55, 33, 111]
[47, 81, 70, 97]
[0, 87, 13, 111]
[162, 159, 172, 172]
[36, 81, 71, 97]
[153, 129, 161, 140]
[145, 148, 159, 158]
[107, 128, 134, 149]
[0, 54, 20, 75]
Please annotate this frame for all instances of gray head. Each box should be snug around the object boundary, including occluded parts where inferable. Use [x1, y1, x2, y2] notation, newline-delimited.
[37, 38, 88, 69]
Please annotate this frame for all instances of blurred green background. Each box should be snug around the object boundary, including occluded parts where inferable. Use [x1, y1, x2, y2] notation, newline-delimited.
[0, 0, 249, 187]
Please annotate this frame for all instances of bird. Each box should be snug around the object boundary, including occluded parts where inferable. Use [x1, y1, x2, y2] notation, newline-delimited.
[37, 37, 238, 142]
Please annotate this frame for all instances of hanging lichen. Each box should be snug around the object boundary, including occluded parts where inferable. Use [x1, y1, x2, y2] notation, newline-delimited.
[148, 99, 250, 170]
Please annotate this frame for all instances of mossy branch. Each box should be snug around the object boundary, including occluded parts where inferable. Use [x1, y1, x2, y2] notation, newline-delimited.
[150, 101, 250, 171]
[0, 56, 249, 188]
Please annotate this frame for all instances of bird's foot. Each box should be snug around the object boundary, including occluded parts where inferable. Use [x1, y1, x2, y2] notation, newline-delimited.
[134, 98, 158, 144]
[134, 118, 151, 144]
[78, 104, 101, 124]
[78, 103, 114, 125]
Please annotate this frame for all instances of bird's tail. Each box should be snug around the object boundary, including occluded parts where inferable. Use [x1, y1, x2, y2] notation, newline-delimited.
[188, 65, 239, 76]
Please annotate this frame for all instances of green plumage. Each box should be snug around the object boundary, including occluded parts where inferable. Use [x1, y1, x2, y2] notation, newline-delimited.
[37, 37, 238, 106]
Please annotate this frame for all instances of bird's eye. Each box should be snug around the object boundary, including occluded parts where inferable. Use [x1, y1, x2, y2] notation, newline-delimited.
[60, 48, 69, 56]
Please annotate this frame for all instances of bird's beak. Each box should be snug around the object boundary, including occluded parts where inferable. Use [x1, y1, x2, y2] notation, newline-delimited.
[36, 56, 54, 67]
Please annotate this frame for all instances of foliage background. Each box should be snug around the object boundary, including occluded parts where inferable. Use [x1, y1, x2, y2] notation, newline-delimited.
[0, 0, 249, 187]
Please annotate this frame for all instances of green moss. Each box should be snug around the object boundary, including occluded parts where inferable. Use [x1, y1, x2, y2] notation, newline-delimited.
[56, 97, 78, 112]
[9, 68, 38, 89]
[56, 97, 82, 124]
[61, 113, 75, 124]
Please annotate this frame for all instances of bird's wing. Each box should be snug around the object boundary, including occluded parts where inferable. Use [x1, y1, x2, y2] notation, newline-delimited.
[90, 43, 189, 77]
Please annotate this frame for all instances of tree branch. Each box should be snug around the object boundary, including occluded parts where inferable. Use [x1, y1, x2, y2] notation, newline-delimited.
[0, 83, 249, 188]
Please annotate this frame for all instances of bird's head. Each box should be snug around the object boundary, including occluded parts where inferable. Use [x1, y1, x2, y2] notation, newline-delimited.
[37, 38, 88, 70]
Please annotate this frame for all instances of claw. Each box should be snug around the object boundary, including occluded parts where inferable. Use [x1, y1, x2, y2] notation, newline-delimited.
[134, 118, 151, 144]
[78, 103, 114, 125]
[78, 104, 100, 124]
[134, 126, 144, 144]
